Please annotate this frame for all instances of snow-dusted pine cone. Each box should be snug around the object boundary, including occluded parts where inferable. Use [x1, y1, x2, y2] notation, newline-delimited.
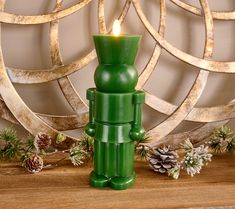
[34, 132, 52, 150]
[147, 146, 178, 174]
[24, 154, 43, 173]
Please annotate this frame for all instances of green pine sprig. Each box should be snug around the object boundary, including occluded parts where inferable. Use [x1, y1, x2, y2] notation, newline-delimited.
[68, 134, 94, 166]
[209, 126, 235, 153]
[0, 125, 234, 177]
[0, 127, 22, 160]
[0, 127, 36, 161]
[0, 127, 17, 142]
[135, 137, 150, 160]
[20, 134, 36, 162]
[135, 144, 149, 160]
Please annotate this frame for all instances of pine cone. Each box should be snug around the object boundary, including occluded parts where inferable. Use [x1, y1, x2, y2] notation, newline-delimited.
[147, 146, 178, 174]
[34, 132, 52, 150]
[24, 154, 43, 173]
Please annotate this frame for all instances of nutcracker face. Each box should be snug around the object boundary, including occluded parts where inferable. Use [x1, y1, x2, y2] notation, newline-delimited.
[85, 35, 145, 190]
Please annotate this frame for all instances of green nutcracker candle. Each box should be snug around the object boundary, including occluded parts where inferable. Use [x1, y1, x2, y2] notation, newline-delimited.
[85, 20, 145, 190]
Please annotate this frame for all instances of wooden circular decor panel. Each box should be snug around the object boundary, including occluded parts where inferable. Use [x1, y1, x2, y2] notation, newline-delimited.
[0, 0, 234, 149]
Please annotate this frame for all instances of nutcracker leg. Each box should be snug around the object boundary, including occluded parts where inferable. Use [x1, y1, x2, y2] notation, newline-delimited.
[110, 142, 135, 190]
[89, 140, 109, 188]
[104, 142, 117, 178]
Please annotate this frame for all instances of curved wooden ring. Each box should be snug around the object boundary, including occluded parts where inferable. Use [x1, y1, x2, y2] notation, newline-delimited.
[50, 0, 88, 115]
[137, 0, 165, 90]
[0, 0, 92, 24]
[0, 97, 87, 130]
[170, 0, 235, 20]
[132, 0, 235, 73]
[144, 0, 213, 146]
[145, 91, 235, 123]
[0, 1, 79, 150]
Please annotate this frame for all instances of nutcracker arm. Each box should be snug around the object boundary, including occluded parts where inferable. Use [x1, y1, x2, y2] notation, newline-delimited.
[85, 88, 96, 137]
[130, 91, 145, 141]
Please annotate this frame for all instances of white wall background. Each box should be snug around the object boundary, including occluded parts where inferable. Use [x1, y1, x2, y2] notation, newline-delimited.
[0, 0, 235, 137]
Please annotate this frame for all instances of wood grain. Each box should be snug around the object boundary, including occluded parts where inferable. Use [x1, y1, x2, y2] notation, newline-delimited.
[0, 155, 235, 209]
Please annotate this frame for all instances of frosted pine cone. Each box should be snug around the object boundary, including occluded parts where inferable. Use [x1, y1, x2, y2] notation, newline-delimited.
[147, 146, 178, 174]
[34, 132, 52, 150]
[24, 154, 43, 173]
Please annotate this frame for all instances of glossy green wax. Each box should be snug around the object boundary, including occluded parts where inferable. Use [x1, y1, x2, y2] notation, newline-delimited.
[94, 35, 140, 93]
[93, 35, 140, 65]
[85, 34, 145, 190]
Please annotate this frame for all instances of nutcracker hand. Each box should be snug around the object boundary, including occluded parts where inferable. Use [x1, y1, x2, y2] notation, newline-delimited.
[130, 127, 145, 141]
[85, 123, 95, 137]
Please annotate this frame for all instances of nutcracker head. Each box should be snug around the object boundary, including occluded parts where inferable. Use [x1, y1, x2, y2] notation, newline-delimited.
[93, 33, 141, 93]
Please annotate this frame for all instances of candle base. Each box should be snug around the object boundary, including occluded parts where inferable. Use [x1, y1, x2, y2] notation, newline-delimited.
[89, 171, 109, 188]
[89, 171, 135, 190]
[109, 174, 135, 190]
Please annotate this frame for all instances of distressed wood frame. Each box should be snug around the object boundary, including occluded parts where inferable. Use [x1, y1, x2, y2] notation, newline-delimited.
[0, 0, 234, 149]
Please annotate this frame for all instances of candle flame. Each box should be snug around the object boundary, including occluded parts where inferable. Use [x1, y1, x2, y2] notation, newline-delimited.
[112, 19, 121, 36]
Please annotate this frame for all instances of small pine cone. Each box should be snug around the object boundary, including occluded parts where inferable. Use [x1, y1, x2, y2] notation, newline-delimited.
[24, 154, 43, 173]
[147, 146, 178, 174]
[34, 132, 52, 150]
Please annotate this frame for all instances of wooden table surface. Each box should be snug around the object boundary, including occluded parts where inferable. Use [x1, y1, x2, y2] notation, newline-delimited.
[0, 154, 235, 209]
